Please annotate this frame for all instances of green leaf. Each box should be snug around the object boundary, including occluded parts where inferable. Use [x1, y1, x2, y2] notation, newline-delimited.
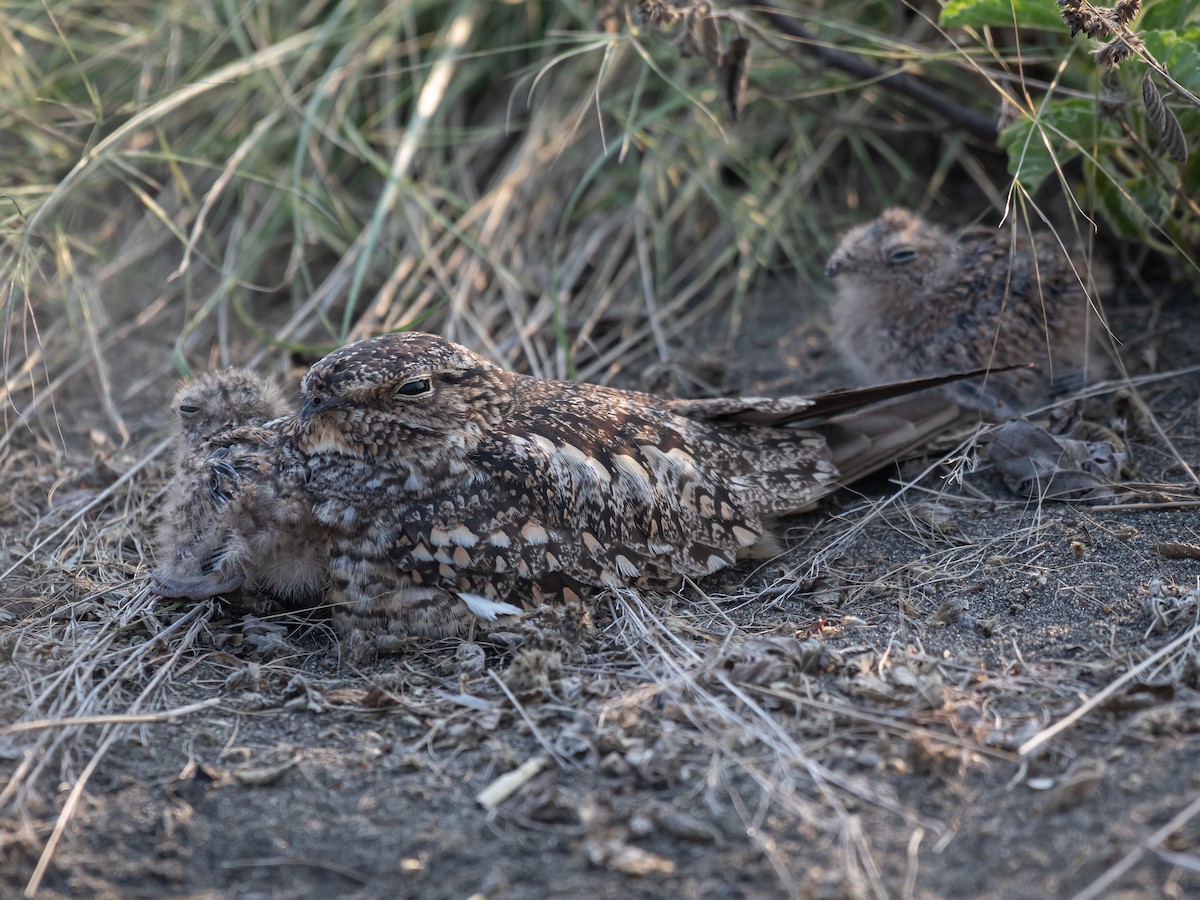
[1092, 172, 1146, 241]
[999, 98, 1119, 189]
[1140, 30, 1200, 140]
[939, 0, 1065, 31]
[1091, 168, 1173, 241]
[1141, 1, 1200, 34]
[1141, 29, 1200, 95]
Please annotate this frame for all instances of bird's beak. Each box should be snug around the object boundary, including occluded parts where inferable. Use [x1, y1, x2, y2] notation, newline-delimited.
[824, 260, 843, 279]
[299, 400, 321, 423]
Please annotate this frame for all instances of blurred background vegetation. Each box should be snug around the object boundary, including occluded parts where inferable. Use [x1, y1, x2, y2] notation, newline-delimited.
[2, 0, 1198, 451]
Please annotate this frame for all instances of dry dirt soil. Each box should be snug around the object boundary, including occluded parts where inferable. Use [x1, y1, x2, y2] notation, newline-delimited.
[1, 281, 1199, 900]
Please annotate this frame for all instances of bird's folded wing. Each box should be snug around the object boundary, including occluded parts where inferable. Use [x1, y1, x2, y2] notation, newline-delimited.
[816, 394, 975, 487]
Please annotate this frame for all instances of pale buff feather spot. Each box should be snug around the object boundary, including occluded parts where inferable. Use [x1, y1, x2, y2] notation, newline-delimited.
[448, 525, 479, 547]
[521, 521, 549, 544]
[731, 525, 759, 547]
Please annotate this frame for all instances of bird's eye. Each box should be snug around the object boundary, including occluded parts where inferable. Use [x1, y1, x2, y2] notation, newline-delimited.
[887, 248, 917, 266]
[178, 405, 201, 416]
[308, 396, 323, 409]
[397, 377, 432, 397]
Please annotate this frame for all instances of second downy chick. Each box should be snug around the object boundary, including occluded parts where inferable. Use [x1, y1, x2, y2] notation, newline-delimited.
[826, 208, 1109, 416]
[152, 370, 328, 609]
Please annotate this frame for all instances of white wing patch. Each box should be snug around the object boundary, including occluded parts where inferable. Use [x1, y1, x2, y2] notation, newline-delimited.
[459, 593, 524, 621]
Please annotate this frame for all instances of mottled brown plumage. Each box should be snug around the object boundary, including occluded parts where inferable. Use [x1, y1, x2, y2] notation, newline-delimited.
[152, 371, 328, 608]
[826, 208, 1106, 415]
[283, 332, 975, 645]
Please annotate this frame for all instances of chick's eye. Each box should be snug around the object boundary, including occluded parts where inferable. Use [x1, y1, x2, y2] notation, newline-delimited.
[887, 248, 917, 266]
[178, 405, 200, 416]
[308, 396, 323, 409]
[398, 377, 432, 397]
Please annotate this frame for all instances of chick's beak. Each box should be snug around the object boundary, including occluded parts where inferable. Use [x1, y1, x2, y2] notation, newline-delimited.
[824, 259, 843, 279]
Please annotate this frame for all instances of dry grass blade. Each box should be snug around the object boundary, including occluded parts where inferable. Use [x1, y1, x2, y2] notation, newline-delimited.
[1, 699, 221, 737]
[1071, 792, 1200, 900]
[21, 27, 324, 241]
[1018, 618, 1200, 758]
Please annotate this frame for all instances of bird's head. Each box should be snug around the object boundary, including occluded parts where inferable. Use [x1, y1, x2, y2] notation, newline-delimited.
[172, 369, 289, 453]
[824, 208, 944, 291]
[293, 332, 514, 460]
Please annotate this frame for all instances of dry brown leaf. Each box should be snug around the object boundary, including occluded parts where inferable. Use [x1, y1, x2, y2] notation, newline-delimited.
[986, 419, 1125, 501]
[585, 838, 676, 876]
[931, 597, 968, 625]
[1100, 679, 1176, 713]
[905, 735, 964, 777]
[1155, 541, 1200, 561]
[720, 36, 751, 122]
[697, 5, 722, 69]
[232, 758, 296, 787]
[1042, 759, 1105, 815]
[1142, 71, 1188, 163]
[318, 686, 399, 710]
[656, 809, 722, 844]
[710, 634, 833, 686]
